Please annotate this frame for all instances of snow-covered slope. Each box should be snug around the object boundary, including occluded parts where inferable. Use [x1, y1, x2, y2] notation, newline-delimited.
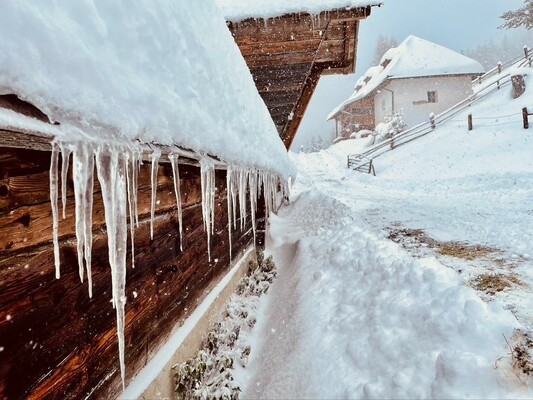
[239, 72, 533, 397]
[0, 0, 293, 177]
[217, 0, 382, 21]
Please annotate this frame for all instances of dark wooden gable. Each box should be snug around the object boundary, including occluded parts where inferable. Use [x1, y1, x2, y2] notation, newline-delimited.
[227, 6, 373, 149]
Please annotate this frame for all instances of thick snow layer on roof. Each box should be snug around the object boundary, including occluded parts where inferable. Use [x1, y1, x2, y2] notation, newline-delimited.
[328, 35, 485, 120]
[0, 0, 294, 177]
[217, 0, 381, 21]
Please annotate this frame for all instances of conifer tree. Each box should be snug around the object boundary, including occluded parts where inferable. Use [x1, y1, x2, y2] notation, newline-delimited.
[501, 1, 533, 30]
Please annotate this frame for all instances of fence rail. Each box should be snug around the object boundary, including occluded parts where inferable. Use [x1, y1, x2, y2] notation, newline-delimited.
[347, 48, 533, 171]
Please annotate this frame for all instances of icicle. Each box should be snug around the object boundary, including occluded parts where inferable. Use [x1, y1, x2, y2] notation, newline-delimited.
[200, 158, 216, 261]
[150, 149, 161, 240]
[133, 150, 141, 228]
[126, 152, 136, 268]
[238, 168, 248, 231]
[49, 142, 61, 279]
[231, 169, 238, 230]
[227, 167, 233, 260]
[72, 143, 95, 296]
[169, 154, 183, 251]
[249, 170, 258, 245]
[96, 146, 129, 389]
[59, 143, 72, 220]
[84, 150, 95, 297]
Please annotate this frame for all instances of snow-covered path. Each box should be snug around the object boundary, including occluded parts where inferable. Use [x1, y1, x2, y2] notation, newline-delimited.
[236, 82, 533, 398]
[237, 190, 527, 398]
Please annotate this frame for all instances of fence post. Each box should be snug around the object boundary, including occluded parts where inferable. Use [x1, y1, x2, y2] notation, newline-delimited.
[468, 114, 473, 131]
[523, 107, 529, 129]
[430, 113, 436, 130]
[498, 61, 502, 75]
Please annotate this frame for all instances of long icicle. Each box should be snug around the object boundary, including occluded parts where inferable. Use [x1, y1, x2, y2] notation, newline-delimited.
[59, 143, 72, 220]
[73, 144, 88, 284]
[83, 148, 95, 297]
[49, 142, 61, 279]
[231, 168, 238, 230]
[227, 166, 233, 260]
[96, 145, 128, 389]
[249, 170, 257, 246]
[133, 150, 141, 228]
[200, 158, 215, 261]
[169, 154, 183, 251]
[150, 150, 161, 240]
[238, 168, 247, 231]
[126, 152, 136, 268]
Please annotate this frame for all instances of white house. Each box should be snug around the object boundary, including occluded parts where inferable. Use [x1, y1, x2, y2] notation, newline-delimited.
[328, 35, 485, 137]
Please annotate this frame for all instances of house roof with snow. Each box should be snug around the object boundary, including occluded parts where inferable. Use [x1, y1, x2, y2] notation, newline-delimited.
[219, 0, 381, 148]
[217, 0, 382, 21]
[327, 35, 485, 120]
[0, 0, 295, 178]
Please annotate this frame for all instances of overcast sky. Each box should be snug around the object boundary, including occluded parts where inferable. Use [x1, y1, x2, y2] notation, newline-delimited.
[292, 0, 532, 150]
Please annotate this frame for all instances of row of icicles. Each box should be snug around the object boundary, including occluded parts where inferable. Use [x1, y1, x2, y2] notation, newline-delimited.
[48, 140, 289, 388]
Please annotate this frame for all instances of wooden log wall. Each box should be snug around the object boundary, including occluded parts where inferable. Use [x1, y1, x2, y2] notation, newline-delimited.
[228, 6, 373, 148]
[0, 147, 256, 399]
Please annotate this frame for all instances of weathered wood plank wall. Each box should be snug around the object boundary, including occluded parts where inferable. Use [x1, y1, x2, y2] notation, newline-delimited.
[0, 147, 255, 399]
[228, 7, 372, 148]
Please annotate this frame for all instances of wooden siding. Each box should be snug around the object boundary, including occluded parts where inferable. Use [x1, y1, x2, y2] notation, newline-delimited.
[0, 147, 256, 399]
[337, 97, 376, 136]
[228, 6, 372, 149]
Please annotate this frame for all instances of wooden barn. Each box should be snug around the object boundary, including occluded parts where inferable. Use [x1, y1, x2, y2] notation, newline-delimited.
[0, 1, 375, 399]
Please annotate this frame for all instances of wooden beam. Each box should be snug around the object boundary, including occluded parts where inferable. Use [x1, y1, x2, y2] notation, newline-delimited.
[282, 66, 322, 148]
[0, 126, 223, 169]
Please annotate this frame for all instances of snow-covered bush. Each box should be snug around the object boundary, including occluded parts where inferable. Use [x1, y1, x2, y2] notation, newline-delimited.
[375, 112, 407, 141]
[349, 129, 374, 139]
[173, 251, 277, 400]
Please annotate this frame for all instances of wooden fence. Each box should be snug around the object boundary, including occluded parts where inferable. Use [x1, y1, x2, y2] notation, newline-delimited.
[347, 48, 533, 171]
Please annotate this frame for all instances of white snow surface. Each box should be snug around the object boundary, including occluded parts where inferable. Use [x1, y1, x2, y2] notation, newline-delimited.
[238, 70, 533, 397]
[216, 0, 381, 21]
[0, 0, 293, 178]
[328, 35, 485, 119]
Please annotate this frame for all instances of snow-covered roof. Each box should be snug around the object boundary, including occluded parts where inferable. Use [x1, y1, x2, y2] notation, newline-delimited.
[328, 35, 485, 120]
[217, 0, 382, 21]
[0, 0, 294, 178]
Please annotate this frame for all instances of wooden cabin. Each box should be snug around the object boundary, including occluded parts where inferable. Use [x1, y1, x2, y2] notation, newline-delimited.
[0, 2, 374, 399]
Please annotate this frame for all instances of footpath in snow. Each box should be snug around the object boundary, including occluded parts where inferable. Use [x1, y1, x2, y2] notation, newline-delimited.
[235, 73, 533, 398]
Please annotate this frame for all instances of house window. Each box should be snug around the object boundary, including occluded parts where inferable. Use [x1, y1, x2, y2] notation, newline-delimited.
[427, 91, 438, 103]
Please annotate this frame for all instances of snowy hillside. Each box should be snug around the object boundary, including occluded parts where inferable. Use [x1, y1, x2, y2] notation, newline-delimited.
[237, 68, 533, 397]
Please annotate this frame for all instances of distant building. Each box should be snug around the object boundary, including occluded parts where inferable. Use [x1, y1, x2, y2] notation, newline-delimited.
[327, 35, 484, 137]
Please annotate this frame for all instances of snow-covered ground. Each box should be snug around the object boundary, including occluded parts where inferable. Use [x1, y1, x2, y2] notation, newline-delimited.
[235, 76, 533, 397]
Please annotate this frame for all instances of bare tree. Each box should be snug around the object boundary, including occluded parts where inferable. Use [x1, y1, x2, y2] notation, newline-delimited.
[373, 34, 399, 65]
[501, 0, 533, 30]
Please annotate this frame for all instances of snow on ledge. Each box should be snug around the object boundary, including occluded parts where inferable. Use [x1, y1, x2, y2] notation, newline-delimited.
[217, 0, 382, 21]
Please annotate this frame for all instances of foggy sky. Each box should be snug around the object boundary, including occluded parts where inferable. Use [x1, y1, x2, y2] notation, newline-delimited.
[292, 0, 531, 150]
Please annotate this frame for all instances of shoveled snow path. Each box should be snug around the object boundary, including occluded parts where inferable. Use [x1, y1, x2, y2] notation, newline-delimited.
[237, 191, 529, 399]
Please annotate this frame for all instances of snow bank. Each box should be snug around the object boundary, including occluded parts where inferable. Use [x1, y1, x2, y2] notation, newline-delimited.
[243, 190, 527, 398]
[217, 0, 381, 21]
[0, 0, 293, 177]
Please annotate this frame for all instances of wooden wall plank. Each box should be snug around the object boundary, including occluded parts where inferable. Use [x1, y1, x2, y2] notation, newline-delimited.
[0, 148, 256, 400]
[229, 6, 370, 148]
